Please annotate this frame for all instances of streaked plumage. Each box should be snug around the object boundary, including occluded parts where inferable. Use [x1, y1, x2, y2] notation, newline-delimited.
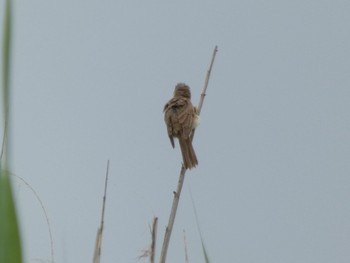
[163, 83, 198, 169]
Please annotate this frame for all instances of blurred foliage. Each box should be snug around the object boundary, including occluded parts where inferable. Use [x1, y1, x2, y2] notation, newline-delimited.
[0, 0, 22, 262]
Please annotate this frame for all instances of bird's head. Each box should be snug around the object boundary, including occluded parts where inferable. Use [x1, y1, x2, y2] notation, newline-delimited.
[173, 83, 191, 99]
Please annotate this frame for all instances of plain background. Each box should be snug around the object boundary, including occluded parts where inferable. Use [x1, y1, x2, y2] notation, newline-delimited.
[0, 0, 349, 262]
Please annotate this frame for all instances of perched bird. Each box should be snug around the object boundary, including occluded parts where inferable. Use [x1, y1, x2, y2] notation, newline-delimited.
[163, 83, 199, 169]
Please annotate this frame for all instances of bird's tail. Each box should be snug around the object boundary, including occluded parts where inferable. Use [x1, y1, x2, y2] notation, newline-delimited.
[179, 137, 198, 169]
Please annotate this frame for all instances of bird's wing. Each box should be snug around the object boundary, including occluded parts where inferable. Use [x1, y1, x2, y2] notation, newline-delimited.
[163, 100, 178, 148]
[176, 100, 195, 139]
[164, 97, 194, 143]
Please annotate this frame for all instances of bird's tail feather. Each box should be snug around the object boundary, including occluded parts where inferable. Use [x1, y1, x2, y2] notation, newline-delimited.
[179, 138, 198, 169]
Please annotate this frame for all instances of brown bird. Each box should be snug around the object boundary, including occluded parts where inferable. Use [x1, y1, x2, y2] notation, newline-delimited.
[163, 83, 199, 169]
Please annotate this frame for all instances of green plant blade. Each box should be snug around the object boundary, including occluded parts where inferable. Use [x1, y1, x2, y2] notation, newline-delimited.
[189, 189, 211, 263]
[0, 170, 22, 263]
[200, 240, 210, 263]
[0, 0, 22, 262]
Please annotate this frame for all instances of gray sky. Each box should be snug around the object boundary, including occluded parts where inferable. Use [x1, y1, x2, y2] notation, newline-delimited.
[1, 0, 350, 262]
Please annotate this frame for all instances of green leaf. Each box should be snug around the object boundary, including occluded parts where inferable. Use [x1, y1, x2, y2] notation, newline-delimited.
[0, 0, 22, 262]
[0, 170, 22, 263]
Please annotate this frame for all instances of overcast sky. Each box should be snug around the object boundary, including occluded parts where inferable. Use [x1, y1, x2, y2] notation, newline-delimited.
[1, 0, 350, 262]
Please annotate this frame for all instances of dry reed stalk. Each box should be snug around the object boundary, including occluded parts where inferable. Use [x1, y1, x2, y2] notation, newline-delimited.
[93, 160, 110, 263]
[183, 230, 189, 263]
[150, 217, 158, 263]
[159, 46, 218, 263]
[138, 216, 158, 262]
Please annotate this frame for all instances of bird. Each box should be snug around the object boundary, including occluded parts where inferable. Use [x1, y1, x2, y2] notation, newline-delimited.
[163, 83, 199, 169]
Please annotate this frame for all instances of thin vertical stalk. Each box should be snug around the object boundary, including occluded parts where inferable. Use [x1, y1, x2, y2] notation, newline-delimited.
[150, 217, 158, 263]
[1, 0, 12, 167]
[93, 160, 110, 263]
[159, 46, 218, 263]
[0, 1, 23, 263]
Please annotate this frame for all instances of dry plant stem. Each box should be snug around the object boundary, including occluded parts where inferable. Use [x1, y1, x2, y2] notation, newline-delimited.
[197, 45, 218, 116]
[183, 230, 189, 263]
[159, 46, 218, 263]
[190, 45, 218, 142]
[150, 217, 158, 263]
[93, 160, 110, 263]
[159, 166, 186, 263]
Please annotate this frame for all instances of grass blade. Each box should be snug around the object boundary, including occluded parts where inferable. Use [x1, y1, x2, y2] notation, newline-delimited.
[0, 171, 22, 263]
[189, 189, 210, 263]
[0, 1, 22, 262]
